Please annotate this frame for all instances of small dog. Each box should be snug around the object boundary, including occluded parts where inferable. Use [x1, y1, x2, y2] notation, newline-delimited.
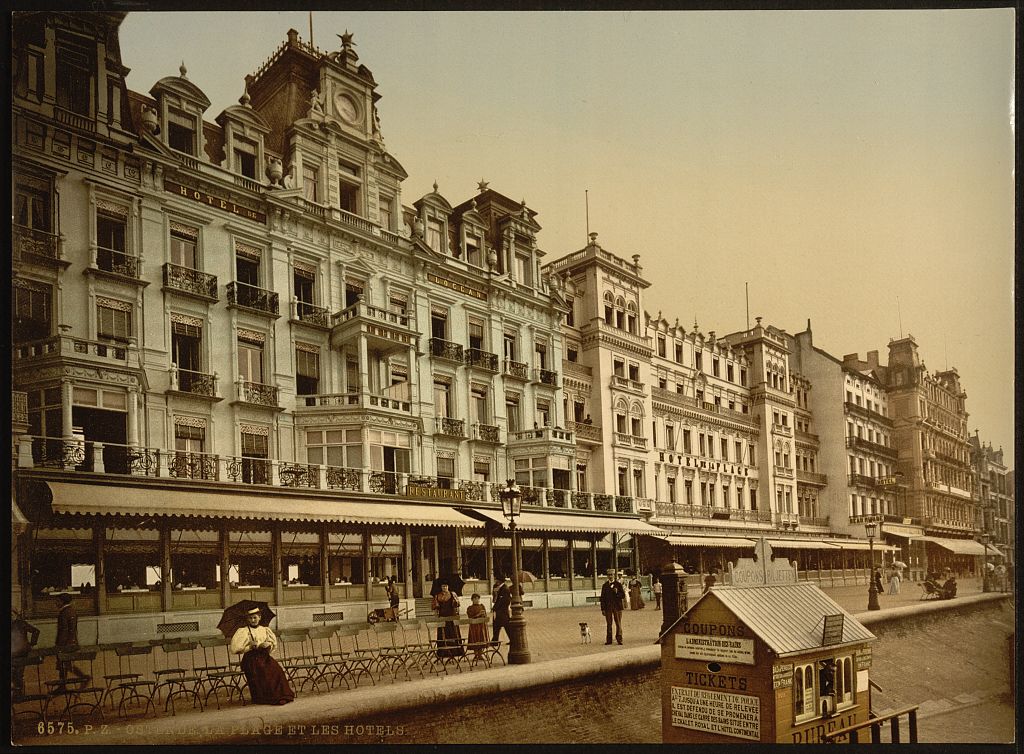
[579, 622, 592, 643]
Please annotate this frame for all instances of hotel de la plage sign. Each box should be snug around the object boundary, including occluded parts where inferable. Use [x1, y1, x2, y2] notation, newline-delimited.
[165, 180, 267, 224]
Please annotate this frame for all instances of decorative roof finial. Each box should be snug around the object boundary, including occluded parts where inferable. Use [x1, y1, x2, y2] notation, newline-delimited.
[239, 85, 251, 107]
[179, 61, 188, 78]
[470, 198, 477, 210]
[477, 179, 489, 193]
[339, 30, 356, 50]
[432, 180, 439, 193]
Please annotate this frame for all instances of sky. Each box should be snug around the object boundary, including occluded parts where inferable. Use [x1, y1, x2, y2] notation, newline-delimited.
[119, 10, 1016, 458]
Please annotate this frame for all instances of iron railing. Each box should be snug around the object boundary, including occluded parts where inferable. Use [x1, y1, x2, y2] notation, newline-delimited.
[227, 281, 279, 315]
[96, 247, 139, 278]
[163, 263, 218, 299]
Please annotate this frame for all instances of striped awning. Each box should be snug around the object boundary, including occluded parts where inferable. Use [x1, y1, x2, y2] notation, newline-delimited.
[664, 535, 757, 548]
[918, 536, 989, 556]
[466, 508, 667, 535]
[824, 540, 875, 551]
[45, 481, 485, 528]
[767, 539, 840, 551]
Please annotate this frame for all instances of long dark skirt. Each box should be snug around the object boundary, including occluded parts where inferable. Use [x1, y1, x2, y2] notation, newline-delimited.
[240, 647, 295, 705]
[435, 621, 465, 658]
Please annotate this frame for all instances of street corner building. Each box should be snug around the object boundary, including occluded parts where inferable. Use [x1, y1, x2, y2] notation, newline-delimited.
[9, 11, 1010, 648]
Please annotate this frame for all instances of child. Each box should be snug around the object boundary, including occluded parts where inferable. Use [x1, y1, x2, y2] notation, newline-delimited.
[466, 593, 487, 660]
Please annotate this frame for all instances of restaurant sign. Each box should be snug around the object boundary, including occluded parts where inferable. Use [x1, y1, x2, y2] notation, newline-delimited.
[165, 180, 266, 224]
[406, 485, 466, 502]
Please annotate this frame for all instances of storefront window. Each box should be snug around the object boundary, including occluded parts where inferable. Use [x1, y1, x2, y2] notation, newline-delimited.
[228, 529, 272, 587]
[31, 527, 96, 595]
[104, 527, 161, 592]
[461, 536, 487, 581]
[328, 531, 364, 585]
[491, 536, 513, 579]
[547, 539, 568, 578]
[520, 537, 544, 578]
[281, 530, 321, 586]
[370, 533, 405, 583]
[170, 528, 219, 589]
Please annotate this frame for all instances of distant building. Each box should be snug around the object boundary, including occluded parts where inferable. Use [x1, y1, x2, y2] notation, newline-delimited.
[969, 431, 1013, 565]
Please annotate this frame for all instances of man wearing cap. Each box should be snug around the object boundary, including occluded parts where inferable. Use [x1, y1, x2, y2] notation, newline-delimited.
[229, 607, 294, 705]
[599, 572, 626, 645]
[54, 593, 87, 680]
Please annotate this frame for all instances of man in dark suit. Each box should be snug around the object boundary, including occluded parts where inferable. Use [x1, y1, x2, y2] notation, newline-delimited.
[491, 573, 512, 643]
[55, 593, 86, 680]
[600, 572, 626, 645]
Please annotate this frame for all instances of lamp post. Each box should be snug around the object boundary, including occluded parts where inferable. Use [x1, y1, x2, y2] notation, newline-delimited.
[979, 533, 991, 593]
[499, 479, 531, 664]
[865, 520, 880, 611]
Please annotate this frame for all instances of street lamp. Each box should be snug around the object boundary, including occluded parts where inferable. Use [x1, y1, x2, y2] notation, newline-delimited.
[499, 479, 531, 664]
[865, 520, 880, 611]
[979, 533, 991, 593]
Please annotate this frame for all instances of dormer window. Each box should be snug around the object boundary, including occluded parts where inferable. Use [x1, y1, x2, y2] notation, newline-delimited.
[167, 108, 197, 155]
[233, 137, 258, 179]
[55, 30, 94, 116]
[516, 253, 532, 286]
[466, 234, 482, 267]
[426, 218, 444, 253]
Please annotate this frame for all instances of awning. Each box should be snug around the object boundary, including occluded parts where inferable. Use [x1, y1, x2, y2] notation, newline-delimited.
[767, 539, 840, 551]
[466, 508, 667, 535]
[665, 535, 756, 548]
[918, 536, 989, 556]
[824, 540, 874, 551]
[45, 481, 485, 528]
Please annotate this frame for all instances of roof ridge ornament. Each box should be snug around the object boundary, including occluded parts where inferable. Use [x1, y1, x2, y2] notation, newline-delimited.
[179, 61, 187, 79]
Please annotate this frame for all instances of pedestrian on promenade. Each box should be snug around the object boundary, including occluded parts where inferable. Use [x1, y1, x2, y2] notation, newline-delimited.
[491, 573, 512, 643]
[888, 567, 901, 595]
[600, 572, 626, 645]
[702, 570, 717, 595]
[940, 574, 958, 599]
[11, 609, 39, 696]
[628, 574, 645, 610]
[873, 568, 885, 597]
[653, 577, 663, 610]
[54, 593, 86, 681]
[432, 582, 464, 659]
[995, 563, 1007, 592]
[466, 593, 487, 661]
[229, 607, 294, 705]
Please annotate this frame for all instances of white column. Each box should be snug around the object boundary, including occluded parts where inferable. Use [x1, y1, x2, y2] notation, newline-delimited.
[127, 389, 139, 446]
[61, 380, 74, 437]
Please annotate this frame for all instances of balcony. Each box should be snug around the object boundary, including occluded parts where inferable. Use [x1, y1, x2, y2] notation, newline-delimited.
[534, 368, 559, 387]
[465, 348, 499, 372]
[569, 421, 602, 443]
[12, 391, 29, 429]
[331, 301, 417, 354]
[297, 391, 412, 413]
[610, 375, 645, 393]
[429, 338, 464, 363]
[844, 401, 894, 427]
[774, 512, 800, 528]
[169, 367, 221, 399]
[293, 300, 330, 328]
[227, 281, 279, 317]
[470, 423, 501, 443]
[434, 417, 465, 438]
[234, 380, 280, 408]
[650, 386, 697, 409]
[562, 360, 592, 378]
[848, 473, 880, 489]
[796, 469, 828, 486]
[163, 263, 218, 300]
[95, 247, 140, 279]
[13, 334, 134, 366]
[772, 423, 793, 437]
[507, 426, 574, 444]
[13, 225, 64, 266]
[845, 435, 898, 459]
[503, 360, 530, 381]
[614, 432, 648, 450]
[774, 465, 795, 479]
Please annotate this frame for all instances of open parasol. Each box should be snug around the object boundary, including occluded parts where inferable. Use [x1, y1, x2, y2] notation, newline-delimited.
[518, 570, 538, 583]
[891, 560, 907, 570]
[430, 573, 467, 597]
[217, 599, 275, 639]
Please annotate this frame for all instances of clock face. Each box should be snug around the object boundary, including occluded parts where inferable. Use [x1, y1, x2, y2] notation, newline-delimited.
[334, 93, 359, 124]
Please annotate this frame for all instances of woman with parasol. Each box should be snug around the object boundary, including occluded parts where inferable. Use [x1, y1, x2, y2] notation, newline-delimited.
[223, 604, 294, 705]
[431, 582, 465, 659]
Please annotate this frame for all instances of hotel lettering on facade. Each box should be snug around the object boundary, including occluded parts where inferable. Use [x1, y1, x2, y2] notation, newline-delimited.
[11, 13, 1004, 643]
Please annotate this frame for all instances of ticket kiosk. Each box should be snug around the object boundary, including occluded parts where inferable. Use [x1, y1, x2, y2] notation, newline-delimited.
[659, 540, 876, 744]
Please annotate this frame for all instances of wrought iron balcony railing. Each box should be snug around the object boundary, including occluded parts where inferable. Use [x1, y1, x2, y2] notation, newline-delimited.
[163, 263, 218, 299]
[435, 417, 465, 438]
[235, 380, 279, 407]
[429, 338, 464, 362]
[503, 360, 530, 380]
[536, 368, 559, 386]
[465, 348, 499, 372]
[172, 368, 219, 397]
[227, 281, 279, 315]
[296, 300, 329, 327]
[472, 423, 501, 443]
[845, 435, 898, 459]
[96, 246, 139, 278]
[13, 225, 62, 263]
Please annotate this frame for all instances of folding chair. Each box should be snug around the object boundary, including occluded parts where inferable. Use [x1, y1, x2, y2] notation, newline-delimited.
[464, 615, 493, 669]
[199, 636, 246, 710]
[333, 625, 376, 688]
[12, 654, 49, 724]
[108, 644, 156, 718]
[306, 625, 347, 690]
[370, 621, 408, 680]
[152, 639, 204, 715]
[45, 650, 105, 723]
[277, 628, 322, 695]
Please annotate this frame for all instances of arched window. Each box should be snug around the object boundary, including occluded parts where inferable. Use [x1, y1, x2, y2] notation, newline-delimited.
[603, 291, 614, 324]
[626, 301, 637, 334]
[614, 297, 626, 330]
[794, 663, 816, 722]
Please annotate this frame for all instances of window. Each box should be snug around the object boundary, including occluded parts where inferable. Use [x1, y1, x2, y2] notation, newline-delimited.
[667, 424, 676, 450]
[735, 440, 743, 463]
[695, 352, 703, 371]
[683, 430, 692, 454]
[503, 333, 518, 362]
[617, 468, 629, 496]
[632, 469, 645, 497]
[727, 364, 734, 382]
[616, 413, 627, 434]
[237, 334, 264, 383]
[426, 218, 444, 252]
[535, 342, 548, 370]
[698, 433, 706, 456]
[174, 423, 205, 454]
[293, 265, 316, 316]
[434, 381, 452, 418]
[835, 656, 854, 707]
[657, 337, 666, 357]
[167, 108, 196, 155]
[505, 394, 521, 432]
[516, 253, 532, 286]
[674, 343, 683, 363]
[306, 429, 362, 468]
[713, 357, 720, 377]
[794, 663, 817, 722]
[628, 363, 639, 381]
[296, 346, 320, 396]
[466, 234, 482, 267]
[565, 297, 575, 327]
[14, 178, 51, 232]
[234, 147, 257, 179]
[659, 377, 667, 389]
[13, 280, 51, 343]
[345, 280, 364, 308]
[630, 417, 641, 437]
[740, 367, 747, 386]
[378, 194, 393, 230]
[241, 430, 270, 485]
[338, 161, 360, 214]
[96, 204, 128, 273]
[471, 386, 488, 424]
[567, 347, 578, 363]
[170, 224, 198, 269]
[171, 319, 202, 382]
[235, 247, 261, 286]
[721, 438, 729, 461]
[468, 321, 485, 351]
[749, 488, 757, 509]
[302, 163, 319, 203]
[97, 299, 132, 342]
[667, 477, 677, 503]
[536, 399, 551, 427]
[55, 31, 95, 116]
[436, 456, 455, 488]
[431, 310, 448, 340]
[515, 457, 548, 488]
[684, 479, 693, 505]
[613, 359, 625, 378]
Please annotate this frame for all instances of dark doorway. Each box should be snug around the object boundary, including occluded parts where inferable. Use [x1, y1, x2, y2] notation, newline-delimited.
[72, 406, 127, 473]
